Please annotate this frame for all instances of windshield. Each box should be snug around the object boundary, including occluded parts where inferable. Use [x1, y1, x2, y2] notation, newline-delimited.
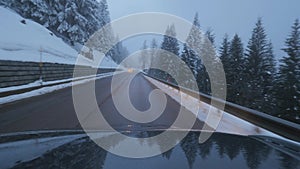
[0, 0, 299, 169]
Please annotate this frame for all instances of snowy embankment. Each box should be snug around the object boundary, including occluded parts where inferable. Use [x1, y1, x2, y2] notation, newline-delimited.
[0, 6, 119, 98]
[0, 6, 117, 68]
[145, 76, 299, 144]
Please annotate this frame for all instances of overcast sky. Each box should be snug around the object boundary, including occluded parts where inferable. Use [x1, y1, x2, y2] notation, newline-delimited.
[107, 0, 300, 60]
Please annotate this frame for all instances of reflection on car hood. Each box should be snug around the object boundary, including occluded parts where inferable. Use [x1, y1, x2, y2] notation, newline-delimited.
[0, 130, 299, 169]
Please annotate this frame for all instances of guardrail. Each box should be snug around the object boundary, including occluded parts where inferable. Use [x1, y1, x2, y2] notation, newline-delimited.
[0, 73, 116, 98]
[0, 60, 116, 88]
[144, 73, 300, 142]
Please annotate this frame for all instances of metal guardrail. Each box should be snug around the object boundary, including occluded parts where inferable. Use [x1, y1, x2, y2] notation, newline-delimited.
[144, 73, 300, 142]
[0, 69, 118, 98]
[0, 60, 101, 88]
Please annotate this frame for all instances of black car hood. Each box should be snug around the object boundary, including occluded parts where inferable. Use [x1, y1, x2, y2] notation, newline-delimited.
[1, 130, 299, 169]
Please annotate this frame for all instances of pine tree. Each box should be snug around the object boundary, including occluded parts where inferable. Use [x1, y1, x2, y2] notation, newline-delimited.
[181, 44, 190, 66]
[219, 34, 230, 63]
[276, 19, 300, 121]
[161, 24, 180, 55]
[148, 38, 158, 75]
[179, 43, 195, 88]
[219, 34, 231, 86]
[159, 25, 172, 79]
[182, 13, 212, 93]
[205, 28, 215, 46]
[150, 38, 158, 64]
[261, 41, 277, 113]
[159, 24, 180, 81]
[111, 36, 129, 64]
[93, 0, 115, 57]
[197, 38, 213, 94]
[185, 13, 202, 77]
[228, 34, 246, 104]
[244, 18, 276, 113]
[140, 40, 148, 70]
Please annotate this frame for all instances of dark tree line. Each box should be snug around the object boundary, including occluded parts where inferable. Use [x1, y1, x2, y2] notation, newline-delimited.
[219, 18, 299, 123]
[275, 19, 300, 121]
[146, 13, 299, 123]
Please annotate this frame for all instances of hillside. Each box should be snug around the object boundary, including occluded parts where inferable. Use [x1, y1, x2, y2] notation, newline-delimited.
[0, 6, 117, 68]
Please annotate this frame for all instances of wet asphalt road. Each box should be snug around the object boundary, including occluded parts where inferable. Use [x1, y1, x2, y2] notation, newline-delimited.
[0, 72, 205, 134]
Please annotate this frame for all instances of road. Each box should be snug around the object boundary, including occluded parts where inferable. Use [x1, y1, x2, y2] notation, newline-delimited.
[0, 72, 205, 134]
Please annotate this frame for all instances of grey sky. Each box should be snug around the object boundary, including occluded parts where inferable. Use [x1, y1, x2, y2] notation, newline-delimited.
[107, 0, 300, 59]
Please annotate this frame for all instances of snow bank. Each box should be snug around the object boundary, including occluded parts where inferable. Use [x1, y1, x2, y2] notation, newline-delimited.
[0, 6, 117, 68]
[145, 76, 297, 143]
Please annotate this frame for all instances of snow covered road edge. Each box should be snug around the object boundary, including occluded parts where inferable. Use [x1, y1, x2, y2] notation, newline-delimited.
[0, 71, 123, 105]
[144, 75, 300, 145]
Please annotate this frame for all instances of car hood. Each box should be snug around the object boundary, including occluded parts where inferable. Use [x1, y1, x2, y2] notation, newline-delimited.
[0, 130, 299, 169]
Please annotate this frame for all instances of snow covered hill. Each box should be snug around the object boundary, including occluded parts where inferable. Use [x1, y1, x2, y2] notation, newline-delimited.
[0, 6, 117, 68]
